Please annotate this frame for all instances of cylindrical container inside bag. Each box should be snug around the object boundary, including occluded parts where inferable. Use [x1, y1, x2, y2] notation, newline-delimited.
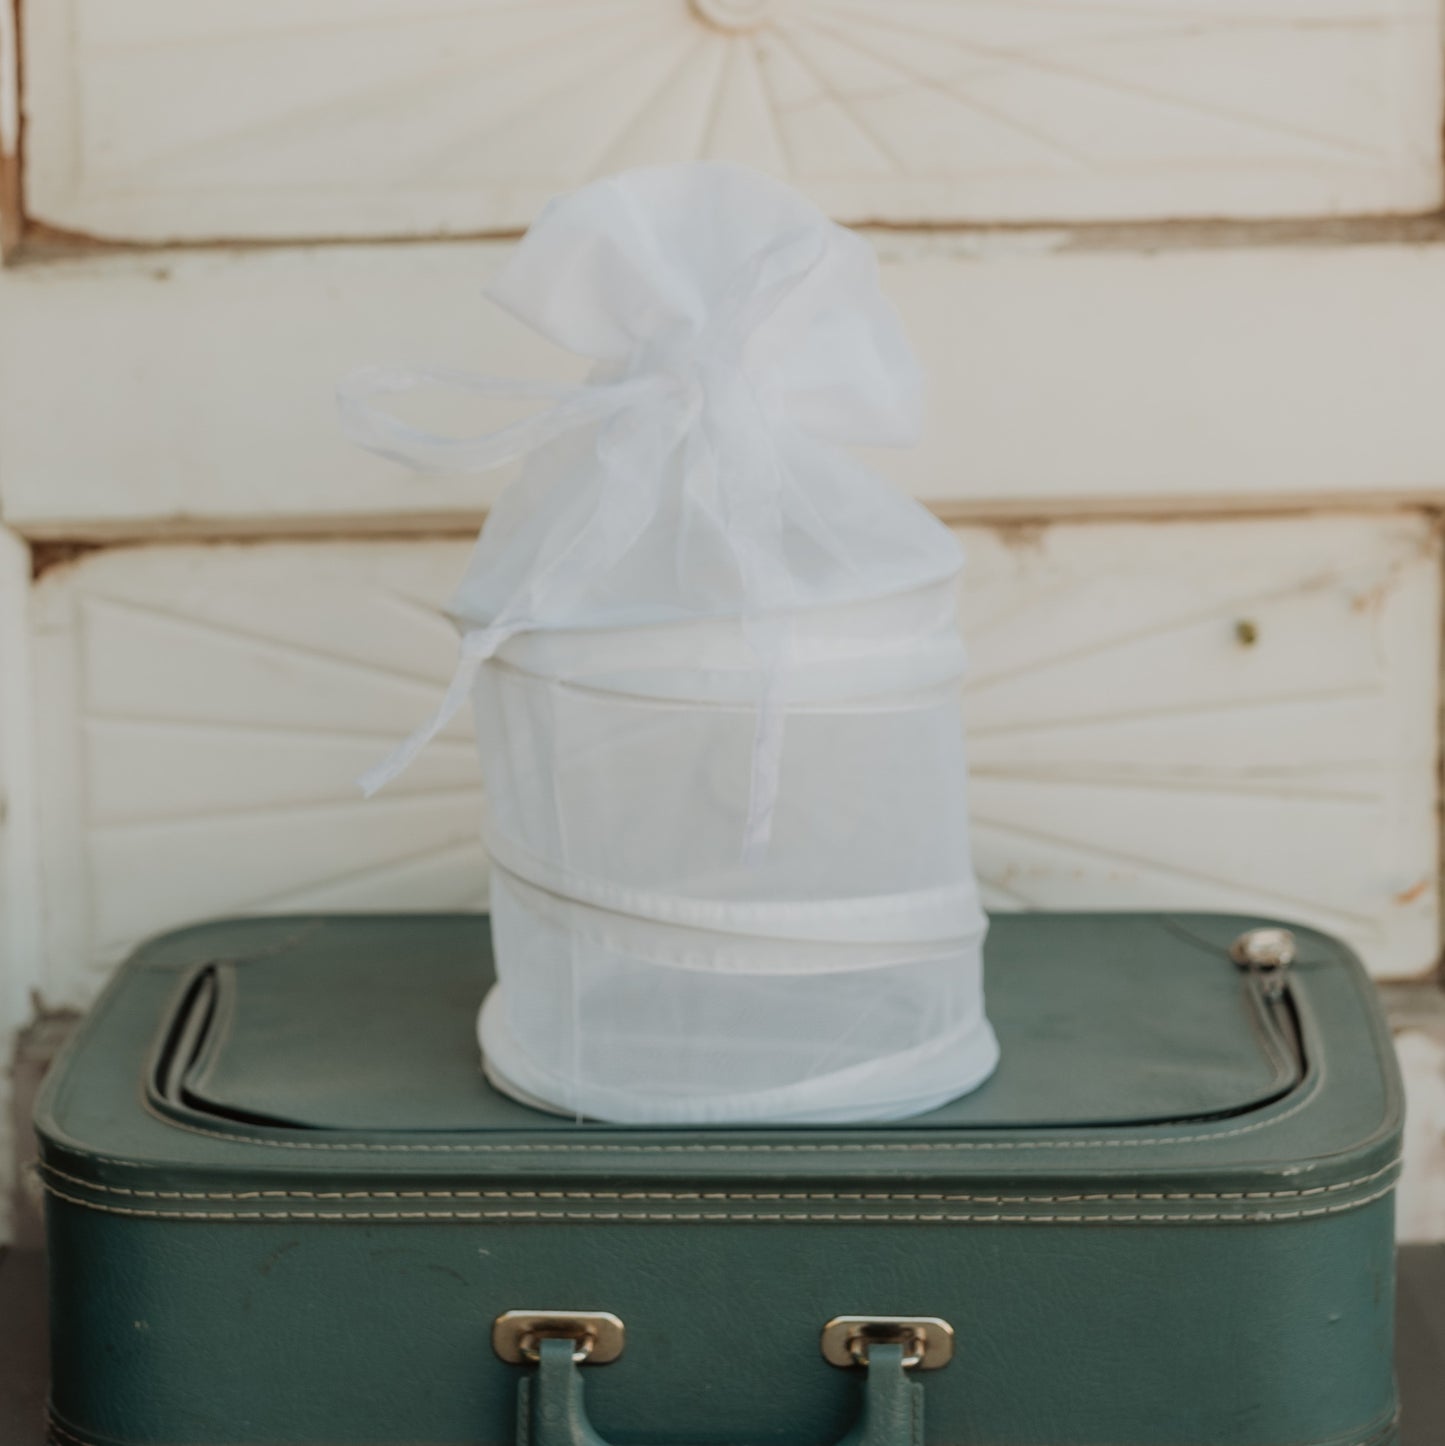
[339, 160, 999, 1124]
[473, 579, 994, 1122]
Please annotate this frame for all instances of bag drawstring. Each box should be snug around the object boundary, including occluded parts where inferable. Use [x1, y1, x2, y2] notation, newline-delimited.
[340, 366, 699, 799]
[338, 230, 830, 860]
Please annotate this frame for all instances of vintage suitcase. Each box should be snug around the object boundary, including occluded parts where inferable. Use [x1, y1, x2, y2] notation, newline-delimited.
[36, 912, 1402, 1446]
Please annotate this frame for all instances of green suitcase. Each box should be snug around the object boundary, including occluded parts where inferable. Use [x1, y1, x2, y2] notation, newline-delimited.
[35, 912, 1402, 1446]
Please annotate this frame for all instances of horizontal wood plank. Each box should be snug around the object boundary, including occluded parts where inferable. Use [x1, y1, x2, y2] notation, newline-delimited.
[8, 238, 1445, 531]
[25, 515, 1439, 1001]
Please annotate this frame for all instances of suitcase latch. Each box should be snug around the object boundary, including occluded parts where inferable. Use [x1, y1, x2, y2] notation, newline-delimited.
[492, 1310, 625, 1365]
[821, 1315, 954, 1371]
[1229, 928, 1296, 1001]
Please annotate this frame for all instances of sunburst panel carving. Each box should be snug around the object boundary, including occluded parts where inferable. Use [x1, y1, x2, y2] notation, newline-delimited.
[28, 516, 1439, 1003]
[21, 0, 1442, 240]
[960, 518, 1439, 977]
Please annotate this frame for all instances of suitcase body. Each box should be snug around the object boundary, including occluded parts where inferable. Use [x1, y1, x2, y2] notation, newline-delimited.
[36, 912, 1402, 1446]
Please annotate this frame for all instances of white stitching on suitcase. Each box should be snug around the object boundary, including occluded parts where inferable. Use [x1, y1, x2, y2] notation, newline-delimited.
[37, 1159, 1401, 1206]
[131, 1073, 1327, 1155]
[36, 1179, 1399, 1224]
[44, 1410, 1400, 1446]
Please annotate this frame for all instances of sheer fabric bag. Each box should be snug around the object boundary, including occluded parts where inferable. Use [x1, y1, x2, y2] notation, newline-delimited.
[341, 162, 997, 1122]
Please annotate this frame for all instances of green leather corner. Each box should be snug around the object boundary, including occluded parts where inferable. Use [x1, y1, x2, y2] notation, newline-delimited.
[35, 912, 1403, 1446]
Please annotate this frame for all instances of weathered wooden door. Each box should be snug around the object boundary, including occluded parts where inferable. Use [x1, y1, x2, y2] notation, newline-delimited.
[2, 1, 1443, 1238]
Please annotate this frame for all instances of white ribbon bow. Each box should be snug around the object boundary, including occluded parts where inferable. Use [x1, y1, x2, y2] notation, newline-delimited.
[337, 250, 818, 862]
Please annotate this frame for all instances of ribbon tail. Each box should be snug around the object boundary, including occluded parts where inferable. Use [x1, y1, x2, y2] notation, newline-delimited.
[738, 612, 795, 868]
[356, 626, 509, 797]
[740, 668, 788, 869]
[341, 368, 687, 795]
[337, 365, 667, 475]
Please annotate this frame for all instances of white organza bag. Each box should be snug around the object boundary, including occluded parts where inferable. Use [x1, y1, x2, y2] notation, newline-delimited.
[340, 162, 997, 1124]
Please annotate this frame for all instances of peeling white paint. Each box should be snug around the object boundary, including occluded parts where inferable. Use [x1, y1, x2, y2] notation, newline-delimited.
[0, 526, 42, 1247]
[0, 0, 18, 159]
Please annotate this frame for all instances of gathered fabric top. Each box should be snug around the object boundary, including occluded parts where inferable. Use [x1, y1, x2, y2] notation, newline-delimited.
[338, 162, 962, 837]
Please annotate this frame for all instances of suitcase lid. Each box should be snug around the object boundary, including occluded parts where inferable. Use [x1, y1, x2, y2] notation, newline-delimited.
[167, 914, 1299, 1133]
[35, 912, 1403, 1216]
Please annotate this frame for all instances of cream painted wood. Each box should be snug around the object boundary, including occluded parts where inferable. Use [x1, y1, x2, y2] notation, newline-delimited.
[961, 515, 1441, 975]
[0, 529, 40, 1029]
[0, 528, 40, 1246]
[20, 0, 1442, 242]
[28, 541, 487, 1010]
[27, 515, 1439, 1009]
[10, 238, 1445, 535]
[1, 0, 17, 166]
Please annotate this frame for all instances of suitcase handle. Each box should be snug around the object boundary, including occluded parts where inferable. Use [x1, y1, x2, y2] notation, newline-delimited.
[510, 1333, 926, 1446]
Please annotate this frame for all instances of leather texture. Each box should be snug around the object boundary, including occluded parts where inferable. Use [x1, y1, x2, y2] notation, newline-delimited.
[173, 913, 1298, 1131]
[517, 1339, 923, 1446]
[35, 912, 1403, 1446]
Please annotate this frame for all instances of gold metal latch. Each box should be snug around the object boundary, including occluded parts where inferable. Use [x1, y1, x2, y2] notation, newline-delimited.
[820, 1315, 955, 1371]
[492, 1310, 626, 1366]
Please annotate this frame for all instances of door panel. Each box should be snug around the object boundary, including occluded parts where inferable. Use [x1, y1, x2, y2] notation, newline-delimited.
[10, 241, 1445, 533]
[27, 514, 1440, 1006]
[21, 0, 1443, 243]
